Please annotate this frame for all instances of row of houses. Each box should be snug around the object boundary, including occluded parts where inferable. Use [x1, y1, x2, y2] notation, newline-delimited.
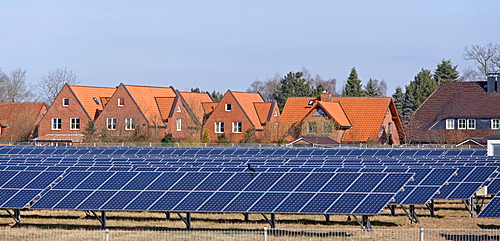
[1, 77, 499, 146]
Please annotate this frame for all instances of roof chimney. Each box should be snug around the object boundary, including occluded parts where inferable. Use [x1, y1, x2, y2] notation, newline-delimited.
[320, 91, 332, 101]
[487, 73, 500, 93]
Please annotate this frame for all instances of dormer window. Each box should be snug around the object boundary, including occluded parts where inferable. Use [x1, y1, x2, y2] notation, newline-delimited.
[118, 98, 124, 106]
[446, 119, 454, 129]
[308, 100, 315, 106]
[63, 98, 69, 106]
[225, 103, 232, 111]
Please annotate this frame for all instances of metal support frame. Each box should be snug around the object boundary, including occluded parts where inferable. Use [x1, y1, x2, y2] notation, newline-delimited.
[242, 213, 249, 222]
[324, 214, 330, 222]
[425, 199, 435, 216]
[464, 196, 475, 217]
[5, 209, 21, 224]
[388, 205, 397, 216]
[474, 196, 486, 215]
[164, 212, 171, 220]
[89, 210, 107, 228]
[176, 212, 191, 229]
[352, 215, 372, 231]
[400, 205, 420, 224]
[261, 213, 276, 228]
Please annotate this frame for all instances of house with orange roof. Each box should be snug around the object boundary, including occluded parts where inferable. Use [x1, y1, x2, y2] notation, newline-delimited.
[281, 93, 404, 145]
[94, 84, 176, 140]
[203, 90, 280, 143]
[0, 102, 47, 142]
[38, 84, 116, 143]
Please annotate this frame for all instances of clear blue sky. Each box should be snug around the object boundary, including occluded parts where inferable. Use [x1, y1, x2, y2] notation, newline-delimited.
[1, 1, 499, 95]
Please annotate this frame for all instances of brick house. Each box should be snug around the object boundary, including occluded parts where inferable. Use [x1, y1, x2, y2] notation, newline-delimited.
[38, 85, 116, 143]
[94, 84, 176, 140]
[281, 93, 404, 145]
[204, 90, 280, 143]
[408, 78, 500, 144]
[0, 102, 47, 142]
[160, 90, 213, 141]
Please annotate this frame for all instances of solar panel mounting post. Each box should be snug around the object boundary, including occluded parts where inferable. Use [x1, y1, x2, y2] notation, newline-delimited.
[261, 213, 276, 229]
[5, 209, 21, 224]
[176, 212, 192, 229]
[243, 213, 249, 222]
[89, 211, 107, 228]
[426, 199, 435, 216]
[388, 205, 396, 216]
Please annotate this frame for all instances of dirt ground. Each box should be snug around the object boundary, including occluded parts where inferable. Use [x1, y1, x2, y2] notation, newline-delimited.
[1, 199, 499, 231]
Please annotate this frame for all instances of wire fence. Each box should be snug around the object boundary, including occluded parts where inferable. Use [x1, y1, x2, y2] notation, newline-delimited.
[1, 228, 500, 240]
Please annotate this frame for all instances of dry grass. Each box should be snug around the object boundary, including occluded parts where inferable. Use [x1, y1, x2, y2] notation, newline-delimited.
[1, 199, 500, 231]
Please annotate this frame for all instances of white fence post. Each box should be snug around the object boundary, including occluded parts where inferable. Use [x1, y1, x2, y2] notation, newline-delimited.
[420, 227, 424, 241]
[263, 226, 267, 241]
[105, 229, 109, 241]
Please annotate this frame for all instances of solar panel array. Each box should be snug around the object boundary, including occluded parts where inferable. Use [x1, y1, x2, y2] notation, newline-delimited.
[0, 146, 499, 222]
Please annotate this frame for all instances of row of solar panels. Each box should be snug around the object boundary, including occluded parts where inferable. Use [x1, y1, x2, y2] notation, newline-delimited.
[0, 170, 412, 215]
[0, 146, 487, 157]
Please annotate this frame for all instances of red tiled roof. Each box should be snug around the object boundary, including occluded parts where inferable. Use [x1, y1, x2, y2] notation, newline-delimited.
[280, 97, 318, 129]
[231, 91, 266, 129]
[332, 97, 393, 142]
[124, 85, 176, 125]
[314, 102, 351, 128]
[0, 102, 46, 124]
[155, 97, 175, 121]
[70, 86, 116, 119]
[179, 92, 213, 123]
[253, 102, 272, 124]
[202, 102, 218, 114]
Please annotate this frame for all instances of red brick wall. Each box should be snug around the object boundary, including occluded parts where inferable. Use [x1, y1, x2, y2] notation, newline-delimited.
[168, 100, 201, 141]
[38, 85, 91, 138]
[204, 93, 253, 142]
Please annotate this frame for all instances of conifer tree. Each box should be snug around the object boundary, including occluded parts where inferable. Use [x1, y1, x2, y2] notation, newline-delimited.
[392, 86, 404, 117]
[273, 71, 315, 110]
[434, 59, 459, 82]
[342, 67, 364, 97]
[364, 78, 380, 97]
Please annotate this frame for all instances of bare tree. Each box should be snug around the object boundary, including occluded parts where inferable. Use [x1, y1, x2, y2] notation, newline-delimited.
[38, 67, 79, 105]
[302, 68, 337, 96]
[457, 66, 481, 82]
[463, 43, 500, 78]
[246, 74, 280, 101]
[376, 79, 387, 97]
[0, 68, 34, 102]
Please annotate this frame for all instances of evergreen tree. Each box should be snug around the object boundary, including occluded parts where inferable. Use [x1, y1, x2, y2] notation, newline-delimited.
[434, 59, 459, 82]
[342, 67, 364, 97]
[392, 86, 404, 117]
[400, 68, 437, 127]
[364, 78, 380, 97]
[273, 71, 315, 110]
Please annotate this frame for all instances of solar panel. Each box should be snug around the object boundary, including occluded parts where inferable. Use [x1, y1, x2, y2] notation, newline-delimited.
[478, 196, 500, 218]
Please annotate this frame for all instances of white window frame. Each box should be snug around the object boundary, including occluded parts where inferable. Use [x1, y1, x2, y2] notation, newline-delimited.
[307, 122, 317, 134]
[177, 106, 181, 112]
[62, 98, 69, 106]
[215, 122, 224, 133]
[467, 119, 476, 129]
[492, 119, 500, 129]
[125, 118, 135, 130]
[70, 118, 80, 130]
[107, 118, 116, 130]
[52, 118, 61, 130]
[446, 119, 454, 129]
[176, 119, 182, 131]
[118, 98, 124, 106]
[225, 103, 232, 111]
[457, 119, 466, 129]
[232, 122, 242, 133]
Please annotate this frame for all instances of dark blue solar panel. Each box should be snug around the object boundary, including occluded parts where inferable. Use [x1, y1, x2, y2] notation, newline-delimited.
[244, 173, 283, 191]
[295, 173, 335, 192]
[198, 192, 238, 211]
[270, 173, 310, 192]
[147, 173, 186, 191]
[32, 190, 70, 209]
[3, 171, 40, 188]
[76, 172, 114, 189]
[274, 193, 315, 213]
[374, 173, 412, 193]
[54, 190, 93, 209]
[123, 172, 163, 190]
[249, 192, 289, 212]
[0, 189, 19, 207]
[223, 192, 263, 212]
[2, 189, 41, 208]
[77, 191, 116, 210]
[124, 191, 164, 210]
[101, 191, 141, 210]
[301, 193, 340, 213]
[54, 172, 91, 189]
[401, 186, 439, 204]
[321, 173, 361, 192]
[488, 179, 500, 195]
[0, 171, 18, 187]
[100, 172, 138, 190]
[171, 173, 210, 191]
[328, 193, 367, 214]
[433, 183, 459, 199]
[420, 168, 456, 185]
[448, 183, 483, 199]
[220, 173, 254, 191]
[464, 167, 497, 182]
[175, 192, 214, 211]
[478, 196, 500, 218]
[354, 193, 394, 214]
[347, 173, 386, 192]
[148, 191, 189, 211]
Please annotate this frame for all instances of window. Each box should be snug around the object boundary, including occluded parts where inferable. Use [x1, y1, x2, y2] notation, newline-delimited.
[107, 118, 116, 130]
[446, 119, 454, 129]
[176, 119, 182, 131]
[307, 99, 315, 106]
[307, 122, 317, 134]
[274, 110, 278, 116]
[93, 98, 100, 105]
[274, 122, 279, 129]
[225, 103, 232, 111]
[177, 106, 181, 112]
[232, 122, 242, 133]
[322, 122, 332, 134]
[215, 122, 224, 133]
[118, 98, 124, 106]
[125, 118, 135, 130]
[63, 98, 69, 106]
[70, 118, 80, 130]
[492, 119, 500, 129]
[52, 118, 61, 130]
[458, 119, 466, 129]
[388, 122, 393, 134]
[467, 119, 476, 129]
